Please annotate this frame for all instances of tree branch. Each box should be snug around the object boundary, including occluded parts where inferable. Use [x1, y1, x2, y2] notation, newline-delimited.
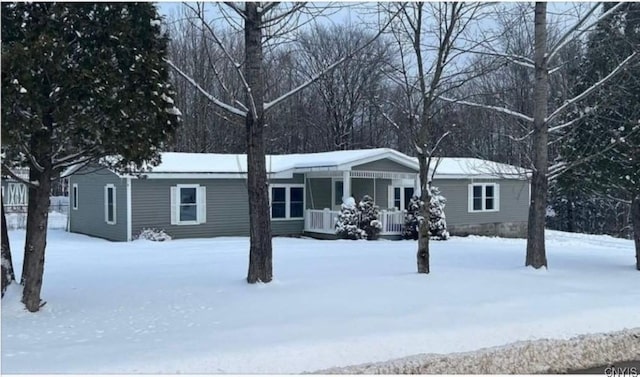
[264, 6, 402, 112]
[547, 2, 626, 62]
[439, 96, 534, 123]
[166, 59, 247, 118]
[1, 164, 38, 188]
[546, 51, 638, 124]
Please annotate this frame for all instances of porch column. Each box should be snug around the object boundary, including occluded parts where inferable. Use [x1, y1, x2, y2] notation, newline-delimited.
[342, 170, 351, 203]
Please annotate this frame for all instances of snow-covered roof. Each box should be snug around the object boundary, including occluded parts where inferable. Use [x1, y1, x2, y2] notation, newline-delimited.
[63, 149, 528, 180]
[142, 148, 418, 176]
[424, 157, 529, 179]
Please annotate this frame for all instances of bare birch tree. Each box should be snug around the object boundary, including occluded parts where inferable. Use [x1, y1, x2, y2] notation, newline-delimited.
[168, 2, 398, 283]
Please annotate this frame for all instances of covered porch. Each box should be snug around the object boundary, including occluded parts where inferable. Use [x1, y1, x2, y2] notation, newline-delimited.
[303, 169, 419, 237]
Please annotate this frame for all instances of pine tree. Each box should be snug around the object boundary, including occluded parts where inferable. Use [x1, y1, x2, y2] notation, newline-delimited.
[1, 3, 181, 311]
[403, 196, 423, 240]
[358, 195, 382, 240]
[336, 197, 365, 240]
[429, 186, 450, 240]
[559, 2, 640, 269]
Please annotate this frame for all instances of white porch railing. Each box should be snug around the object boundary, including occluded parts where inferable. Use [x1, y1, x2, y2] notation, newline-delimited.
[304, 209, 404, 236]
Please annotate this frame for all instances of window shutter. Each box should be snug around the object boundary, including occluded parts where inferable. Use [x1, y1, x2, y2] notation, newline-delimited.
[387, 186, 393, 209]
[104, 186, 108, 223]
[111, 186, 117, 223]
[197, 186, 207, 224]
[494, 184, 500, 211]
[467, 184, 474, 212]
[170, 186, 177, 225]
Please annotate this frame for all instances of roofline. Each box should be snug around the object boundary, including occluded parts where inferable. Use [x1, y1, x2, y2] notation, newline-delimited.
[336, 150, 419, 171]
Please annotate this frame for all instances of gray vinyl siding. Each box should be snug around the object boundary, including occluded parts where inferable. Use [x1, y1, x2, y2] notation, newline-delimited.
[131, 176, 305, 239]
[432, 178, 529, 226]
[306, 178, 332, 209]
[353, 159, 416, 173]
[271, 220, 304, 236]
[68, 167, 128, 241]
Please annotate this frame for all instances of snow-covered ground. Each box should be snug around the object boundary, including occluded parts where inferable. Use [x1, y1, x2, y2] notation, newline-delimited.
[2, 229, 639, 373]
[4, 211, 67, 231]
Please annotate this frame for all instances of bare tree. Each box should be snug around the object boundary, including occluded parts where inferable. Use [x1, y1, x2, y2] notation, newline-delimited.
[441, 2, 638, 269]
[380, 2, 488, 273]
[296, 24, 394, 150]
[169, 2, 398, 283]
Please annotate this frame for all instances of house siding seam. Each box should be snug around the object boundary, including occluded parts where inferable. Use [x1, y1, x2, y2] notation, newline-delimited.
[68, 167, 128, 241]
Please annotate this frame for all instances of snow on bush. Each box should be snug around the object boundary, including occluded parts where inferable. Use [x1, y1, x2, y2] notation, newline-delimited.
[136, 228, 172, 242]
[429, 186, 450, 240]
[402, 195, 423, 240]
[402, 186, 449, 241]
[335, 197, 365, 240]
[358, 195, 382, 240]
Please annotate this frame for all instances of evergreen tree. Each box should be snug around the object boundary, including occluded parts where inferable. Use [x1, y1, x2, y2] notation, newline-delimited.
[336, 197, 365, 240]
[559, 2, 640, 269]
[403, 196, 423, 240]
[1, 3, 181, 311]
[429, 186, 450, 240]
[358, 195, 382, 240]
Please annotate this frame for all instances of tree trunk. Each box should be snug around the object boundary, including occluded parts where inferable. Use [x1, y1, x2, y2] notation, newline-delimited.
[1, 197, 15, 298]
[632, 194, 640, 271]
[22, 169, 52, 311]
[417, 155, 430, 274]
[244, 4, 273, 284]
[525, 2, 549, 269]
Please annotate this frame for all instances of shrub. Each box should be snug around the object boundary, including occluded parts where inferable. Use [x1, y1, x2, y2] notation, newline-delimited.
[402, 195, 423, 240]
[429, 186, 450, 240]
[136, 228, 172, 242]
[402, 187, 450, 241]
[336, 197, 365, 240]
[358, 195, 382, 240]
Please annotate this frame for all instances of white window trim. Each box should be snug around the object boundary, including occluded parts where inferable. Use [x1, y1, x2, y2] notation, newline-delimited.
[172, 184, 206, 226]
[468, 182, 500, 213]
[387, 185, 415, 211]
[104, 184, 117, 225]
[269, 184, 305, 221]
[331, 178, 344, 207]
[72, 183, 78, 210]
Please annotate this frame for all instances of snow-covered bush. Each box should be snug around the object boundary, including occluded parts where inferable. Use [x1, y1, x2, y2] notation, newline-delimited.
[402, 187, 449, 241]
[136, 228, 172, 242]
[336, 197, 365, 240]
[402, 195, 423, 240]
[358, 195, 382, 240]
[429, 186, 450, 240]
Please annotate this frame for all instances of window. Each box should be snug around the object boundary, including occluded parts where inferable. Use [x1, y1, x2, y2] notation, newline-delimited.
[270, 184, 305, 219]
[171, 185, 206, 225]
[104, 184, 116, 224]
[468, 183, 499, 212]
[72, 184, 78, 210]
[389, 186, 414, 211]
